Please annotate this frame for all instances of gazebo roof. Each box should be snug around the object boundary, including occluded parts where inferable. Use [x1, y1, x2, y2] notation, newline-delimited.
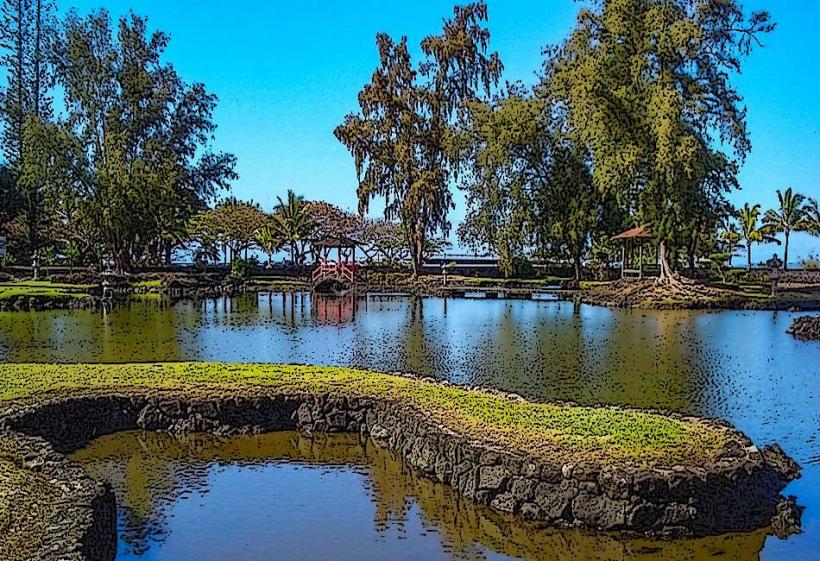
[611, 225, 652, 241]
[312, 235, 362, 248]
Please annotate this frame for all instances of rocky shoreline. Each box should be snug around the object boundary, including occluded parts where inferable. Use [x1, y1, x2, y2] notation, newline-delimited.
[0, 431, 116, 561]
[0, 379, 803, 560]
[0, 294, 94, 312]
[787, 315, 820, 340]
[580, 278, 820, 311]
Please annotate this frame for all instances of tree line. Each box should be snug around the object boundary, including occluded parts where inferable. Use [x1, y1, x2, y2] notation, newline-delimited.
[185, 190, 450, 270]
[1, 0, 818, 279]
[336, 0, 819, 280]
[0, 1, 235, 272]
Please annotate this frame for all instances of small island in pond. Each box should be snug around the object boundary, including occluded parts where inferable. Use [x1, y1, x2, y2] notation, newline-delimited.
[0, 363, 804, 560]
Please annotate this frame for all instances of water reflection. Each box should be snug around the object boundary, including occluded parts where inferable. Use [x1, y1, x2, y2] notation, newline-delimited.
[71, 431, 769, 561]
[2, 293, 817, 559]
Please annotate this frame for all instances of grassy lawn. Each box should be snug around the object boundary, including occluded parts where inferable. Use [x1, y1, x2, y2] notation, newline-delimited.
[0, 281, 93, 301]
[131, 279, 163, 289]
[0, 362, 730, 467]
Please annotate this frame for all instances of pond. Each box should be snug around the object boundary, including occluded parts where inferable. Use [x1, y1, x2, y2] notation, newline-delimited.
[71, 430, 773, 561]
[2, 292, 818, 560]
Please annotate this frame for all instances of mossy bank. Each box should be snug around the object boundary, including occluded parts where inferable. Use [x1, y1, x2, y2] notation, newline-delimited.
[0, 363, 803, 560]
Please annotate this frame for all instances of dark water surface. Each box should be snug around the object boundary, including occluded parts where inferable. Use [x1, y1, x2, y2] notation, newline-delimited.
[2, 292, 819, 560]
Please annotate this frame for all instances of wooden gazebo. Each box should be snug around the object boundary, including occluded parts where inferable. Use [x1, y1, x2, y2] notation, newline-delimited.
[612, 225, 654, 279]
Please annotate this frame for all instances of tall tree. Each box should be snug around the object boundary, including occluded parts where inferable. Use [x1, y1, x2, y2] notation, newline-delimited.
[738, 202, 777, 271]
[0, 0, 57, 265]
[457, 93, 541, 277]
[763, 187, 811, 270]
[335, 2, 501, 276]
[0, 0, 30, 168]
[546, 0, 773, 284]
[458, 82, 611, 282]
[53, 10, 236, 270]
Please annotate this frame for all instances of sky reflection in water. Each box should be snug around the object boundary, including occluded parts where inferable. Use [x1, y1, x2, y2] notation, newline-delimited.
[2, 292, 817, 560]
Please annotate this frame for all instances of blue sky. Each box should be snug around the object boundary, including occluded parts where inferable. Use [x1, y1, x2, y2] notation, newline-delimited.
[60, 0, 819, 263]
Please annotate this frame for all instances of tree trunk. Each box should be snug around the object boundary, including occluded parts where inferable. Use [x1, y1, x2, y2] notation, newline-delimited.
[747, 242, 752, 272]
[783, 229, 790, 271]
[573, 251, 583, 283]
[14, 0, 25, 166]
[656, 240, 681, 287]
[688, 227, 698, 272]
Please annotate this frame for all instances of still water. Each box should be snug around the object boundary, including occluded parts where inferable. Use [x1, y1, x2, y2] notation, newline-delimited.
[72, 431, 774, 561]
[2, 292, 819, 560]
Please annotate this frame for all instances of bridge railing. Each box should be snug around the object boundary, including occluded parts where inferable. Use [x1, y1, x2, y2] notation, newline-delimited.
[312, 261, 354, 285]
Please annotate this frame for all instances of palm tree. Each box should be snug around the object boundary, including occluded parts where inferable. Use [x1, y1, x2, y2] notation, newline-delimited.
[738, 203, 778, 271]
[719, 223, 742, 268]
[272, 190, 314, 264]
[806, 198, 820, 236]
[763, 188, 810, 270]
[256, 223, 283, 266]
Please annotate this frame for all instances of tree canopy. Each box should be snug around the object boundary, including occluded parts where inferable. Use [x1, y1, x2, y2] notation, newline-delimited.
[545, 0, 774, 282]
[335, 1, 501, 276]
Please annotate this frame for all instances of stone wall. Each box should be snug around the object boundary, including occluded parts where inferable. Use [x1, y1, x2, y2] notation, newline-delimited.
[0, 295, 94, 312]
[0, 386, 803, 560]
[788, 315, 820, 340]
[782, 269, 820, 285]
[0, 431, 116, 561]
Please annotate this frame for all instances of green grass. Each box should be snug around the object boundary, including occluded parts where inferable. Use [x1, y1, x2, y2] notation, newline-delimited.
[0, 281, 92, 301]
[131, 279, 163, 289]
[0, 362, 730, 467]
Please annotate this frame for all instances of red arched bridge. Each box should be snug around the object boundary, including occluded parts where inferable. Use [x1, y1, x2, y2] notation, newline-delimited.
[311, 235, 361, 293]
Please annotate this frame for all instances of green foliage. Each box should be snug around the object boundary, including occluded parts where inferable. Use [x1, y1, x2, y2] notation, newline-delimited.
[359, 220, 407, 265]
[335, 2, 501, 276]
[763, 187, 812, 269]
[737, 202, 778, 271]
[805, 199, 820, 236]
[545, 0, 773, 280]
[0, 0, 57, 169]
[511, 256, 535, 278]
[271, 190, 314, 264]
[255, 224, 283, 265]
[39, 9, 237, 270]
[457, 86, 608, 281]
[457, 93, 540, 277]
[230, 256, 258, 281]
[189, 198, 267, 263]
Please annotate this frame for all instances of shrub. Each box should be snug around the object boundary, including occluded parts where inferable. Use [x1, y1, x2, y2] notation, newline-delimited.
[511, 256, 536, 278]
[230, 257, 258, 280]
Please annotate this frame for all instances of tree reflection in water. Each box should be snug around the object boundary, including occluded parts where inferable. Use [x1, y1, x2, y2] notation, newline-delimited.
[71, 431, 767, 561]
